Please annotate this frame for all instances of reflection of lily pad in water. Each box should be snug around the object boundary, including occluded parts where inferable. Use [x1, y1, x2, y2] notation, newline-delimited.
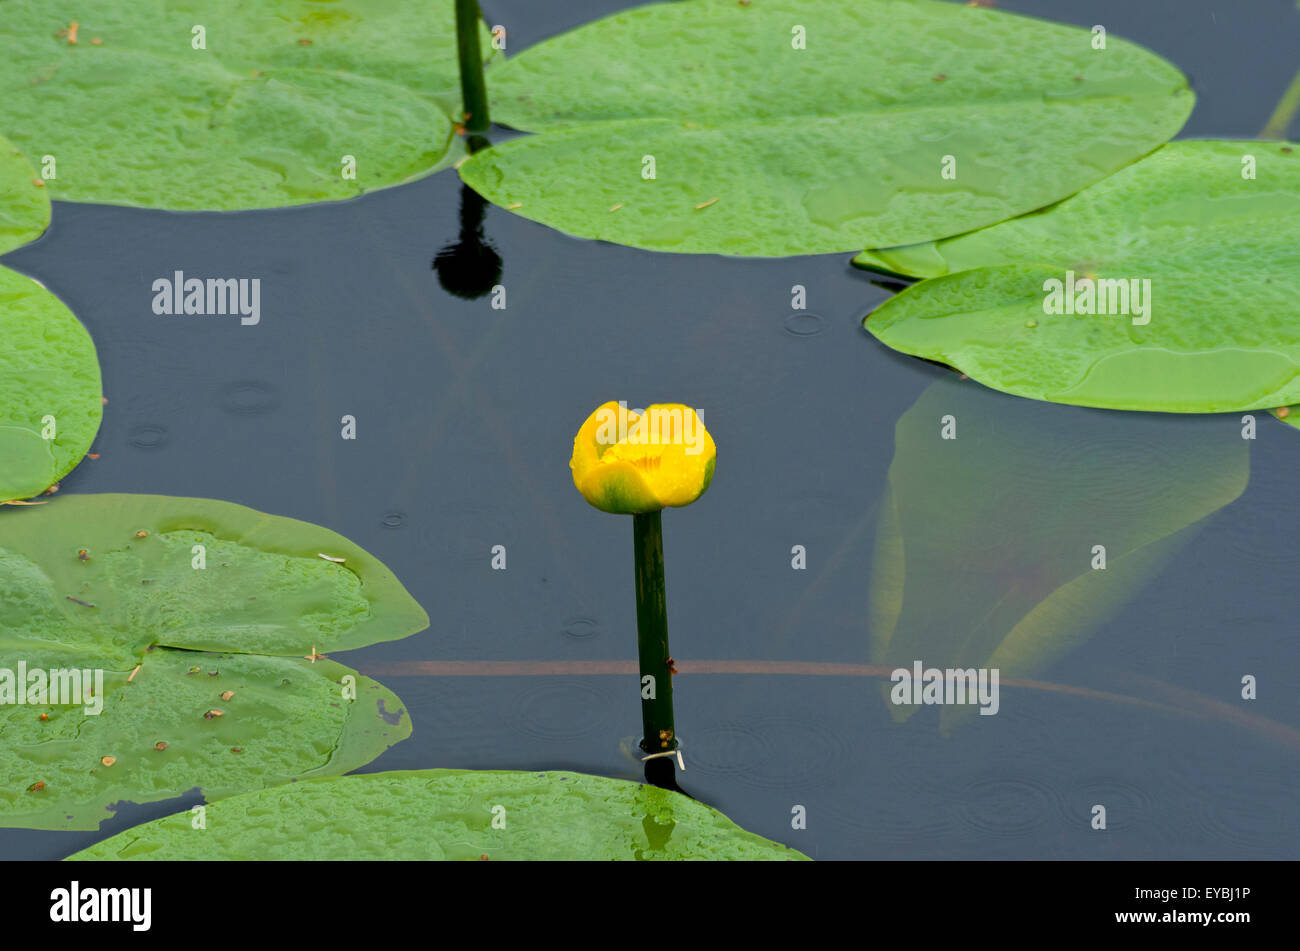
[0, 0, 493, 210]
[0, 133, 50, 253]
[0, 494, 428, 830]
[66, 769, 810, 860]
[868, 376, 1249, 734]
[860, 141, 1300, 414]
[0, 266, 101, 502]
[462, 0, 1191, 256]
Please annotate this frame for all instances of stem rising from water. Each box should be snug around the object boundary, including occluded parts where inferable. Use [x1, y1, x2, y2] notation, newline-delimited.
[454, 0, 490, 134]
[633, 510, 678, 789]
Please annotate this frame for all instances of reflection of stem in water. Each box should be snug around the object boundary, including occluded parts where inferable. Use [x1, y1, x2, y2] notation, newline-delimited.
[639, 812, 677, 855]
[1261, 62, 1300, 138]
[433, 182, 502, 299]
[454, 0, 491, 133]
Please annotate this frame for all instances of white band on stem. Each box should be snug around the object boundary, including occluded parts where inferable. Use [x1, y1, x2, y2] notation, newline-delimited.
[640, 749, 685, 771]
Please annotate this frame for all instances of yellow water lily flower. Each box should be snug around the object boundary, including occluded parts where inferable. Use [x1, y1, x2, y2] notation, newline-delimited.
[570, 401, 716, 515]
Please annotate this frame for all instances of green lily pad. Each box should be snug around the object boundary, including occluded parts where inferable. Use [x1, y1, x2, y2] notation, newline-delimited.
[0, 0, 492, 209]
[460, 0, 1192, 256]
[0, 266, 101, 502]
[0, 493, 428, 830]
[65, 769, 810, 859]
[861, 141, 1300, 412]
[1274, 407, 1299, 428]
[0, 134, 50, 253]
[869, 375, 1248, 734]
[0, 493, 429, 655]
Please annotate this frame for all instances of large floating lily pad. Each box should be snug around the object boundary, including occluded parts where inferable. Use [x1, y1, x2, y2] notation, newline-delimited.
[0, 494, 429, 656]
[861, 140, 1300, 413]
[0, 134, 50, 253]
[0, 494, 428, 830]
[869, 376, 1248, 734]
[2, 650, 410, 832]
[461, 0, 1192, 256]
[0, 0, 492, 209]
[0, 266, 101, 502]
[67, 769, 810, 859]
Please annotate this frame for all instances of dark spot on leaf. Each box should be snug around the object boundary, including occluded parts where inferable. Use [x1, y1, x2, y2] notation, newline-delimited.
[376, 699, 404, 725]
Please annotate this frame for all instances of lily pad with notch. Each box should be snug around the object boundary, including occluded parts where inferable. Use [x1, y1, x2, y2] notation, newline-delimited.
[859, 140, 1300, 414]
[0, 493, 428, 830]
[461, 0, 1192, 256]
[0, 0, 493, 210]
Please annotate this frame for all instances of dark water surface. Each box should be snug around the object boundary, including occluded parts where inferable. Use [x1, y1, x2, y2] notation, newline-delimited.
[2, 0, 1297, 859]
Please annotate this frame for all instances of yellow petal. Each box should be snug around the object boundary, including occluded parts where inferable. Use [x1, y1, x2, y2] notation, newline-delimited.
[578, 458, 660, 514]
[570, 401, 636, 486]
[569, 403, 716, 514]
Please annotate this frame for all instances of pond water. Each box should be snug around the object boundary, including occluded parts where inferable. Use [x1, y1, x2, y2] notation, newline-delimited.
[2, 0, 1297, 859]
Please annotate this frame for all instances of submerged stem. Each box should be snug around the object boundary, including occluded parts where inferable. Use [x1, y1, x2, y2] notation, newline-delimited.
[454, 0, 491, 134]
[1261, 62, 1300, 139]
[633, 510, 678, 789]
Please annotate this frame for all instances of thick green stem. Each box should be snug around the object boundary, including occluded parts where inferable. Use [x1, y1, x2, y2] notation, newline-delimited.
[1262, 62, 1300, 139]
[633, 510, 677, 786]
[454, 0, 490, 133]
